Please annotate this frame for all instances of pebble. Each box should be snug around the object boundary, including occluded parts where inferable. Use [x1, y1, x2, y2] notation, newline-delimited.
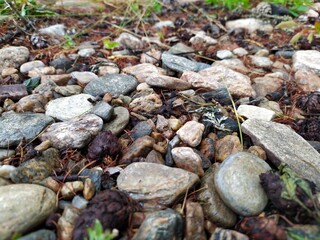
[0, 184, 56, 239]
[146, 73, 192, 90]
[189, 31, 218, 48]
[78, 48, 95, 57]
[28, 66, 56, 78]
[57, 206, 80, 240]
[15, 94, 48, 113]
[252, 76, 284, 97]
[171, 147, 204, 177]
[79, 168, 103, 192]
[209, 228, 249, 240]
[49, 58, 73, 71]
[168, 42, 194, 55]
[176, 120, 204, 147]
[133, 209, 183, 240]
[83, 178, 95, 200]
[130, 89, 163, 113]
[197, 164, 237, 227]
[117, 162, 199, 207]
[242, 118, 320, 187]
[216, 50, 234, 59]
[247, 145, 267, 160]
[293, 50, 320, 75]
[103, 106, 129, 135]
[219, 59, 249, 74]
[71, 71, 99, 86]
[145, 150, 165, 164]
[61, 181, 84, 198]
[249, 56, 273, 68]
[115, 32, 144, 49]
[237, 105, 276, 121]
[0, 177, 11, 186]
[199, 138, 215, 162]
[18, 229, 56, 240]
[0, 111, 54, 148]
[232, 47, 248, 56]
[41, 74, 71, 86]
[54, 85, 82, 96]
[153, 20, 175, 30]
[226, 18, 273, 33]
[0, 165, 16, 179]
[0, 149, 15, 161]
[130, 121, 153, 140]
[294, 69, 320, 92]
[214, 152, 271, 216]
[0, 46, 29, 72]
[0, 84, 28, 102]
[39, 177, 60, 193]
[40, 114, 103, 149]
[72, 196, 88, 209]
[90, 101, 113, 121]
[39, 24, 65, 37]
[1, 67, 18, 77]
[122, 63, 160, 83]
[20, 60, 45, 75]
[84, 73, 138, 97]
[215, 135, 243, 162]
[185, 201, 206, 240]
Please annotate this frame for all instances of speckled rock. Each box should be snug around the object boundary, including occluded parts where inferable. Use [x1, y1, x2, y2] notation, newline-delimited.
[122, 63, 160, 83]
[0, 184, 56, 239]
[293, 50, 320, 75]
[249, 56, 273, 68]
[15, 94, 48, 113]
[45, 93, 95, 121]
[215, 152, 271, 216]
[176, 121, 204, 147]
[0, 111, 54, 148]
[0, 46, 29, 72]
[215, 135, 243, 162]
[71, 71, 99, 86]
[185, 201, 206, 240]
[117, 162, 199, 206]
[103, 106, 130, 135]
[133, 209, 183, 240]
[129, 89, 163, 113]
[40, 114, 103, 149]
[146, 73, 192, 90]
[197, 164, 237, 227]
[237, 105, 276, 121]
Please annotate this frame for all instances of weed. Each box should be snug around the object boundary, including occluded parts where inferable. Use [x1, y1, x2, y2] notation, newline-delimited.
[87, 219, 118, 240]
[267, 0, 313, 16]
[63, 34, 76, 49]
[205, 0, 250, 10]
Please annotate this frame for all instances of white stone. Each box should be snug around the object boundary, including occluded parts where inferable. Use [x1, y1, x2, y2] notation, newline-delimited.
[78, 48, 95, 57]
[20, 60, 45, 75]
[237, 105, 276, 121]
[216, 50, 234, 60]
[0, 165, 17, 179]
[71, 71, 99, 86]
[39, 24, 65, 37]
[233, 47, 248, 56]
[176, 121, 204, 147]
[249, 56, 273, 68]
[226, 18, 273, 33]
[153, 20, 175, 30]
[189, 31, 217, 47]
[293, 50, 320, 75]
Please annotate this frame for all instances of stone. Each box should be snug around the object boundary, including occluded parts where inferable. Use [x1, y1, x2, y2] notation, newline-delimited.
[61, 181, 84, 198]
[0, 111, 54, 148]
[79, 168, 103, 192]
[122, 63, 160, 83]
[168, 43, 194, 55]
[0, 84, 28, 103]
[45, 94, 95, 121]
[20, 60, 45, 75]
[0, 165, 16, 179]
[49, 58, 72, 71]
[115, 32, 144, 49]
[293, 50, 320, 75]
[90, 101, 113, 121]
[172, 147, 204, 177]
[185, 201, 206, 240]
[226, 18, 273, 33]
[72, 196, 88, 210]
[120, 136, 155, 164]
[252, 76, 284, 97]
[189, 31, 218, 48]
[41, 74, 71, 86]
[130, 89, 163, 113]
[215, 152, 271, 216]
[198, 164, 237, 227]
[18, 229, 56, 240]
[0, 184, 56, 239]
[209, 228, 249, 240]
[294, 69, 320, 92]
[117, 162, 199, 206]
[233, 47, 248, 56]
[216, 50, 234, 59]
[249, 56, 273, 68]
[176, 121, 205, 147]
[15, 94, 48, 113]
[28, 66, 56, 78]
[132, 209, 183, 240]
[84, 73, 138, 97]
[40, 114, 103, 149]
[145, 150, 165, 164]
[242, 118, 320, 187]
[104, 106, 130, 135]
[39, 177, 60, 193]
[153, 20, 175, 30]
[39, 24, 65, 37]
[0, 177, 11, 186]
[219, 59, 249, 75]
[98, 65, 120, 75]
[1, 67, 18, 78]
[161, 52, 210, 73]
[0, 149, 15, 161]
[237, 105, 276, 120]
[54, 85, 82, 96]
[57, 206, 80, 240]
[78, 48, 95, 57]
[199, 138, 215, 162]
[247, 146, 267, 160]
[83, 178, 95, 200]
[71, 71, 99, 86]
[146, 73, 192, 90]
[140, 48, 162, 64]
[0, 46, 29, 72]
[130, 121, 153, 140]
[156, 114, 169, 132]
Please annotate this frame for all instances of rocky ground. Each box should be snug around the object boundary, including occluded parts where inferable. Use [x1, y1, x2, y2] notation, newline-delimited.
[0, 0, 320, 239]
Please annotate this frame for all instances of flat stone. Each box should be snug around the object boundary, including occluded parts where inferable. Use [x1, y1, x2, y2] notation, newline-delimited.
[185, 201, 206, 240]
[45, 94, 95, 121]
[20, 61, 45, 75]
[115, 32, 144, 49]
[130, 121, 153, 140]
[249, 56, 273, 68]
[0, 84, 28, 103]
[146, 73, 192, 90]
[84, 74, 138, 97]
[226, 18, 273, 33]
[15, 94, 48, 113]
[90, 101, 113, 121]
[122, 63, 160, 83]
[54, 85, 82, 96]
[233, 47, 248, 56]
[197, 164, 237, 227]
[133, 209, 183, 240]
[252, 76, 284, 97]
[117, 162, 199, 206]
[40, 114, 103, 149]
[71, 71, 99, 86]
[172, 147, 204, 177]
[176, 121, 205, 147]
[28, 66, 55, 78]
[0, 46, 29, 72]
[0, 184, 56, 239]
[237, 105, 276, 120]
[242, 118, 320, 187]
[78, 48, 95, 57]
[18, 229, 56, 240]
[1, 67, 18, 78]
[41, 74, 71, 86]
[104, 106, 129, 135]
[0, 111, 54, 148]
[293, 50, 320, 75]
[168, 42, 195, 55]
[215, 152, 271, 216]
[294, 69, 320, 92]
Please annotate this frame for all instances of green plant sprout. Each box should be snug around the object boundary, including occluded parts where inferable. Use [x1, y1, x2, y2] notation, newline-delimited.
[87, 219, 118, 240]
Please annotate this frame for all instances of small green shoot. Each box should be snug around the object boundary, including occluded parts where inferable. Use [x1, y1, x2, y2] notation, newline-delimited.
[102, 39, 119, 50]
[87, 219, 117, 240]
[63, 35, 76, 49]
[205, 0, 250, 10]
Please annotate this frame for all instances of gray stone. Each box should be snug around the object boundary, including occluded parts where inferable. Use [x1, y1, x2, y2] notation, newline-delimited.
[233, 47, 248, 56]
[237, 105, 276, 121]
[104, 106, 129, 135]
[0, 46, 29, 72]
[153, 20, 175, 30]
[18, 229, 56, 240]
[146, 73, 192, 90]
[72, 196, 88, 209]
[117, 162, 199, 206]
[161, 52, 210, 73]
[0, 184, 56, 239]
[168, 43, 194, 55]
[249, 56, 273, 68]
[84, 74, 138, 97]
[131, 121, 153, 140]
[115, 32, 144, 49]
[71, 71, 98, 86]
[122, 63, 160, 83]
[0, 149, 15, 161]
[189, 31, 218, 48]
[78, 48, 95, 57]
[242, 118, 320, 187]
[293, 50, 320, 75]
[209, 228, 249, 240]
[226, 18, 273, 33]
[0, 111, 54, 148]
[197, 164, 237, 227]
[214, 152, 271, 216]
[45, 94, 95, 121]
[90, 101, 113, 121]
[40, 114, 103, 149]
[176, 121, 205, 147]
[49, 58, 72, 71]
[79, 167, 103, 192]
[20, 60, 45, 75]
[133, 209, 183, 240]
[216, 50, 234, 59]
[0, 84, 28, 103]
[39, 24, 65, 37]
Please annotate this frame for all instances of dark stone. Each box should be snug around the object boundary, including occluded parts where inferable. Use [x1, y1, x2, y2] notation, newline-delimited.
[130, 121, 153, 140]
[18, 229, 56, 240]
[49, 58, 73, 71]
[0, 84, 28, 103]
[79, 168, 103, 192]
[201, 88, 231, 106]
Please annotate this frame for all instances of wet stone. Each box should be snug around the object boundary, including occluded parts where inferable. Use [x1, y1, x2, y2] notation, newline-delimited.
[0, 84, 28, 103]
[214, 152, 271, 216]
[133, 209, 183, 240]
[117, 162, 199, 206]
[20, 60, 45, 75]
[104, 106, 130, 135]
[172, 147, 204, 177]
[40, 114, 103, 149]
[176, 121, 205, 147]
[0, 184, 57, 239]
[18, 229, 56, 240]
[90, 101, 113, 121]
[0, 46, 29, 72]
[0, 111, 54, 148]
[197, 164, 237, 227]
